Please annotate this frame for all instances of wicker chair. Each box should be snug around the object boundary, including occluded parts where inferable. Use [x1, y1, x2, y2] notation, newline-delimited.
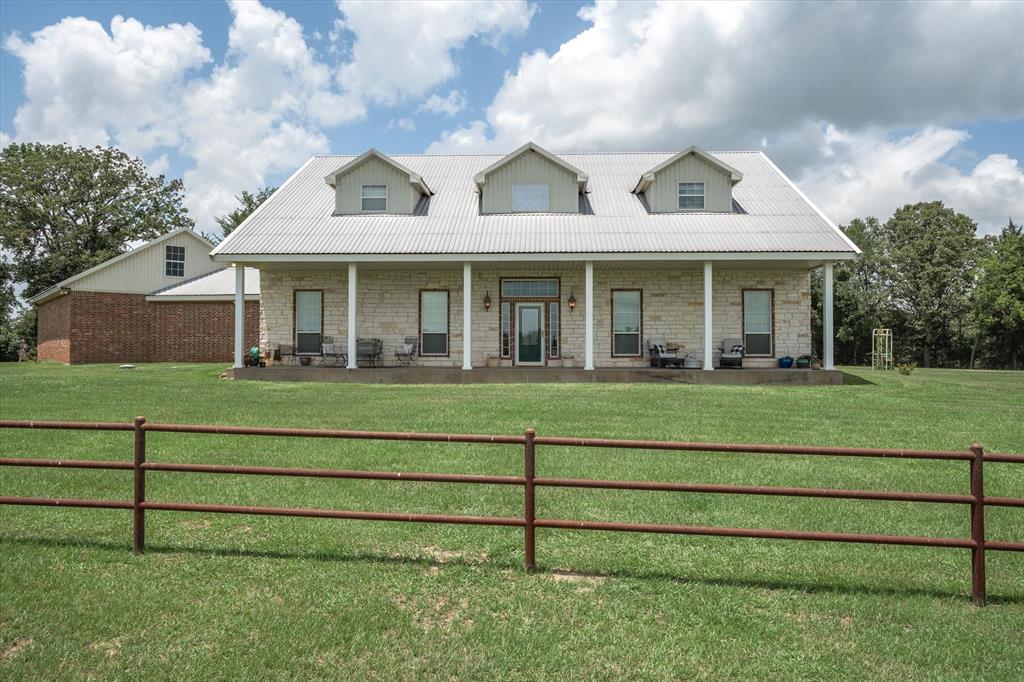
[719, 337, 745, 369]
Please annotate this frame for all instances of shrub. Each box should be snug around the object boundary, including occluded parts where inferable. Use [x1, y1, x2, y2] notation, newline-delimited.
[897, 362, 917, 376]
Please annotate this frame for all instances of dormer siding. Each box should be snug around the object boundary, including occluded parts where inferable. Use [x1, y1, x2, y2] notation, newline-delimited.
[333, 156, 419, 215]
[645, 153, 734, 213]
[481, 149, 579, 214]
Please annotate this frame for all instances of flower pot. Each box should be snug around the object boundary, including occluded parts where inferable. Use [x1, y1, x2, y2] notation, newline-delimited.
[300, 356, 312, 366]
[486, 357, 500, 368]
[778, 356, 794, 369]
[795, 356, 811, 369]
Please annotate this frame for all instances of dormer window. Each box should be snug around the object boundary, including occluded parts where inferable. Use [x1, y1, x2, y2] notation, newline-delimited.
[678, 182, 705, 210]
[361, 184, 388, 212]
[512, 183, 550, 212]
[165, 245, 185, 277]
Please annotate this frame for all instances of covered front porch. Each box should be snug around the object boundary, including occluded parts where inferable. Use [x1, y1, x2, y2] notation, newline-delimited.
[231, 365, 843, 385]
[228, 256, 839, 381]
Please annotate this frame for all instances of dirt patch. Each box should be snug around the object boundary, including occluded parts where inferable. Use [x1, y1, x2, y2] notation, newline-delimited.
[1, 637, 32, 663]
[390, 594, 473, 633]
[85, 638, 122, 658]
[549, 569, 608, 586]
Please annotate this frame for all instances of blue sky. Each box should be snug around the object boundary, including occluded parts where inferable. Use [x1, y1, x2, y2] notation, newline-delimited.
[1, 0, 1021, 234]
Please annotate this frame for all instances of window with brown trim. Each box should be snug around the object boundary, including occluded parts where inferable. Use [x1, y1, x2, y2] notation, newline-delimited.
[742, 289, 774, 356]
[500, 301, 511, 358]
[611, 289, 642, 357]
[294, 290, 323, 354]
[549, 302, 559, 359]
[419, 289, 449, 356]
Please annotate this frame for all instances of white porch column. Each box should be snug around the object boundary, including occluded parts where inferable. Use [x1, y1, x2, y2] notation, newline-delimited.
[346, 263, 357, 369]
[823, 260, 835, 370]
[233, 264, 245, 369]
[462, 262, 472, 370]
[585, 260, 594, 370]
[703, 260, 714, 371]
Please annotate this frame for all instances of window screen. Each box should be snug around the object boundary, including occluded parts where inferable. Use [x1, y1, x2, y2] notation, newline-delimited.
[361, 184, 387, 211]
[678, 182, 705, 210]
[165, 245, 185, 277]
[295, 291, 322, 354]
[420, 290, 448, 355]
[743, 290, 773, 355]
[512, 183, 550, 211]
[612, 290, 642, 356]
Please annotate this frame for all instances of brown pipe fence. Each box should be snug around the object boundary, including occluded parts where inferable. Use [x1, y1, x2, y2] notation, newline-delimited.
[1, 417, 1022, 606]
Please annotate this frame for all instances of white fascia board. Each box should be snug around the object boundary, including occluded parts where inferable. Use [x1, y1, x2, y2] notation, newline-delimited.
[473, 141, 589, 189]
[145, 294, 260, 302]
[212, 251, 859, 264]
[758, 152, 862, 255]
[323, 149, 432, 195]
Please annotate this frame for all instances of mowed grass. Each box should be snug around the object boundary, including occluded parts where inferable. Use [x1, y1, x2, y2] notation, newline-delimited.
[0, 363, 1022, 680]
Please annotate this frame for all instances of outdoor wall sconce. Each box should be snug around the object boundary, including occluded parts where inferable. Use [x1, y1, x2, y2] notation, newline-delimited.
[483, 291, 492, 311]
[567, 292, 577, 311]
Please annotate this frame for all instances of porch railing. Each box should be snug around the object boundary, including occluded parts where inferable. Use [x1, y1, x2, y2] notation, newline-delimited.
[1, 418, 1022, 606]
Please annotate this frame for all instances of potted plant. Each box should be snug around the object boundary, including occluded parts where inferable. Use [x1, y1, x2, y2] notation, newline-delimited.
[795, 354, 811, 369]
[245, 346, 263, 367]
[486, 355, 500, 368]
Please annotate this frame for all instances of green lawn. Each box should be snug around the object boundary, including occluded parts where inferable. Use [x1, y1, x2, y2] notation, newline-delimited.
[1, 363, 1022, 679]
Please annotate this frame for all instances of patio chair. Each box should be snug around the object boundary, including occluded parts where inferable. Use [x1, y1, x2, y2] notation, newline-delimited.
[647, 337, 680, 368]
[719, 337, 745, 369]
[319, 336, 345, 368]
[357, 338, 383, 367]
[277, 344, 296, 366]
[394, 336, 418, 366]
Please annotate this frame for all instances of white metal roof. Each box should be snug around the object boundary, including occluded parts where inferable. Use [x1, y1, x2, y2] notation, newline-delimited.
[146, 267, 260, 300]
[211, 151, 859, 260]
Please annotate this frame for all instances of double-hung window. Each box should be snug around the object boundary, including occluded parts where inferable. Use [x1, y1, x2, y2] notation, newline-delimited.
[611, 290, 642, 357]
[361, 184, 387, 212]
[165, 245, 185, 277]
[420, 290, 449, 355]
[678, 182, 705, 210]
[512, 183, 550, 212]
[743, 290, 773, 356]
[295, 291, 322, 354]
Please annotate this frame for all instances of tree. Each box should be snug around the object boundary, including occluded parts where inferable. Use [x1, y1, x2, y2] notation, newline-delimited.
[881, 202, 980, 367]
[0, 143, 193, 299]
[812, 218, 891, 364]
[209, 186, 276, 244]
[974, 219, 1024, 369]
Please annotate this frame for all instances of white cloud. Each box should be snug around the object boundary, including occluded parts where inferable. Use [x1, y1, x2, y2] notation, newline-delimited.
[3, 1, 533, 231]
[388, 117, 416, 132]
[428, 1, 1023, 232]
[4, 15, 211, 157]
[335, 0, 534, 105]
[417, 89, 467, 116]
[799, 125, 1024, 235]
[177, 0, 358, 226]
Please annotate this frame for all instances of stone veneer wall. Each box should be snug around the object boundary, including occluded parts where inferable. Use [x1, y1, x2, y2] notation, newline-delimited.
[259, 266, 811, 368]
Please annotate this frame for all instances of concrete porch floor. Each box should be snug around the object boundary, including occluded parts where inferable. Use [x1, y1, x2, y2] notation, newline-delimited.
[231, 366, 843, 385]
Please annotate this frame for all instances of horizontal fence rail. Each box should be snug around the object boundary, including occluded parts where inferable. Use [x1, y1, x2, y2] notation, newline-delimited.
[1, 418, 1022, 606]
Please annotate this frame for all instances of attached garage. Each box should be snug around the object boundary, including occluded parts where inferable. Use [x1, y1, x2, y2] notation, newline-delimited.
[31, 229, 260, 364]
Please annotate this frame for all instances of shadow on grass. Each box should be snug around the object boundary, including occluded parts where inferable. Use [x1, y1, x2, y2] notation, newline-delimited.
[839, 371, 875, 386]
[4, 533, 1020, 606]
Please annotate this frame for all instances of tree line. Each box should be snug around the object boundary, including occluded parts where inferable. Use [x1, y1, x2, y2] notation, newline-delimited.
[1, 143, 1021, 368]
[810, 204, 1023, 370]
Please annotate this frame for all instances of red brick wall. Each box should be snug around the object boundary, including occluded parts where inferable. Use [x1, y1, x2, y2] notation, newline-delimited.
[40, 291, 258, 364]
[36, 292, 72, 363]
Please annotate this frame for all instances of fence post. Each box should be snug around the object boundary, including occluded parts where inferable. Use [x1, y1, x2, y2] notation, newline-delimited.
[133, 416, 146, 555]
[970, 442, 985, 606]
[524, 428, 536, 573]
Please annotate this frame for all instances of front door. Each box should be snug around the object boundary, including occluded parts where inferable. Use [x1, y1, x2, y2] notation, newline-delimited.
[516, 303, 544, 365]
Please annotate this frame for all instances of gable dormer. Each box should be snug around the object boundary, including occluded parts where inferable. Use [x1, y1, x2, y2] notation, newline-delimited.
[633, 146, 742, 213]
[474, 142, 588, 214]
[325, 149, 431, 215]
